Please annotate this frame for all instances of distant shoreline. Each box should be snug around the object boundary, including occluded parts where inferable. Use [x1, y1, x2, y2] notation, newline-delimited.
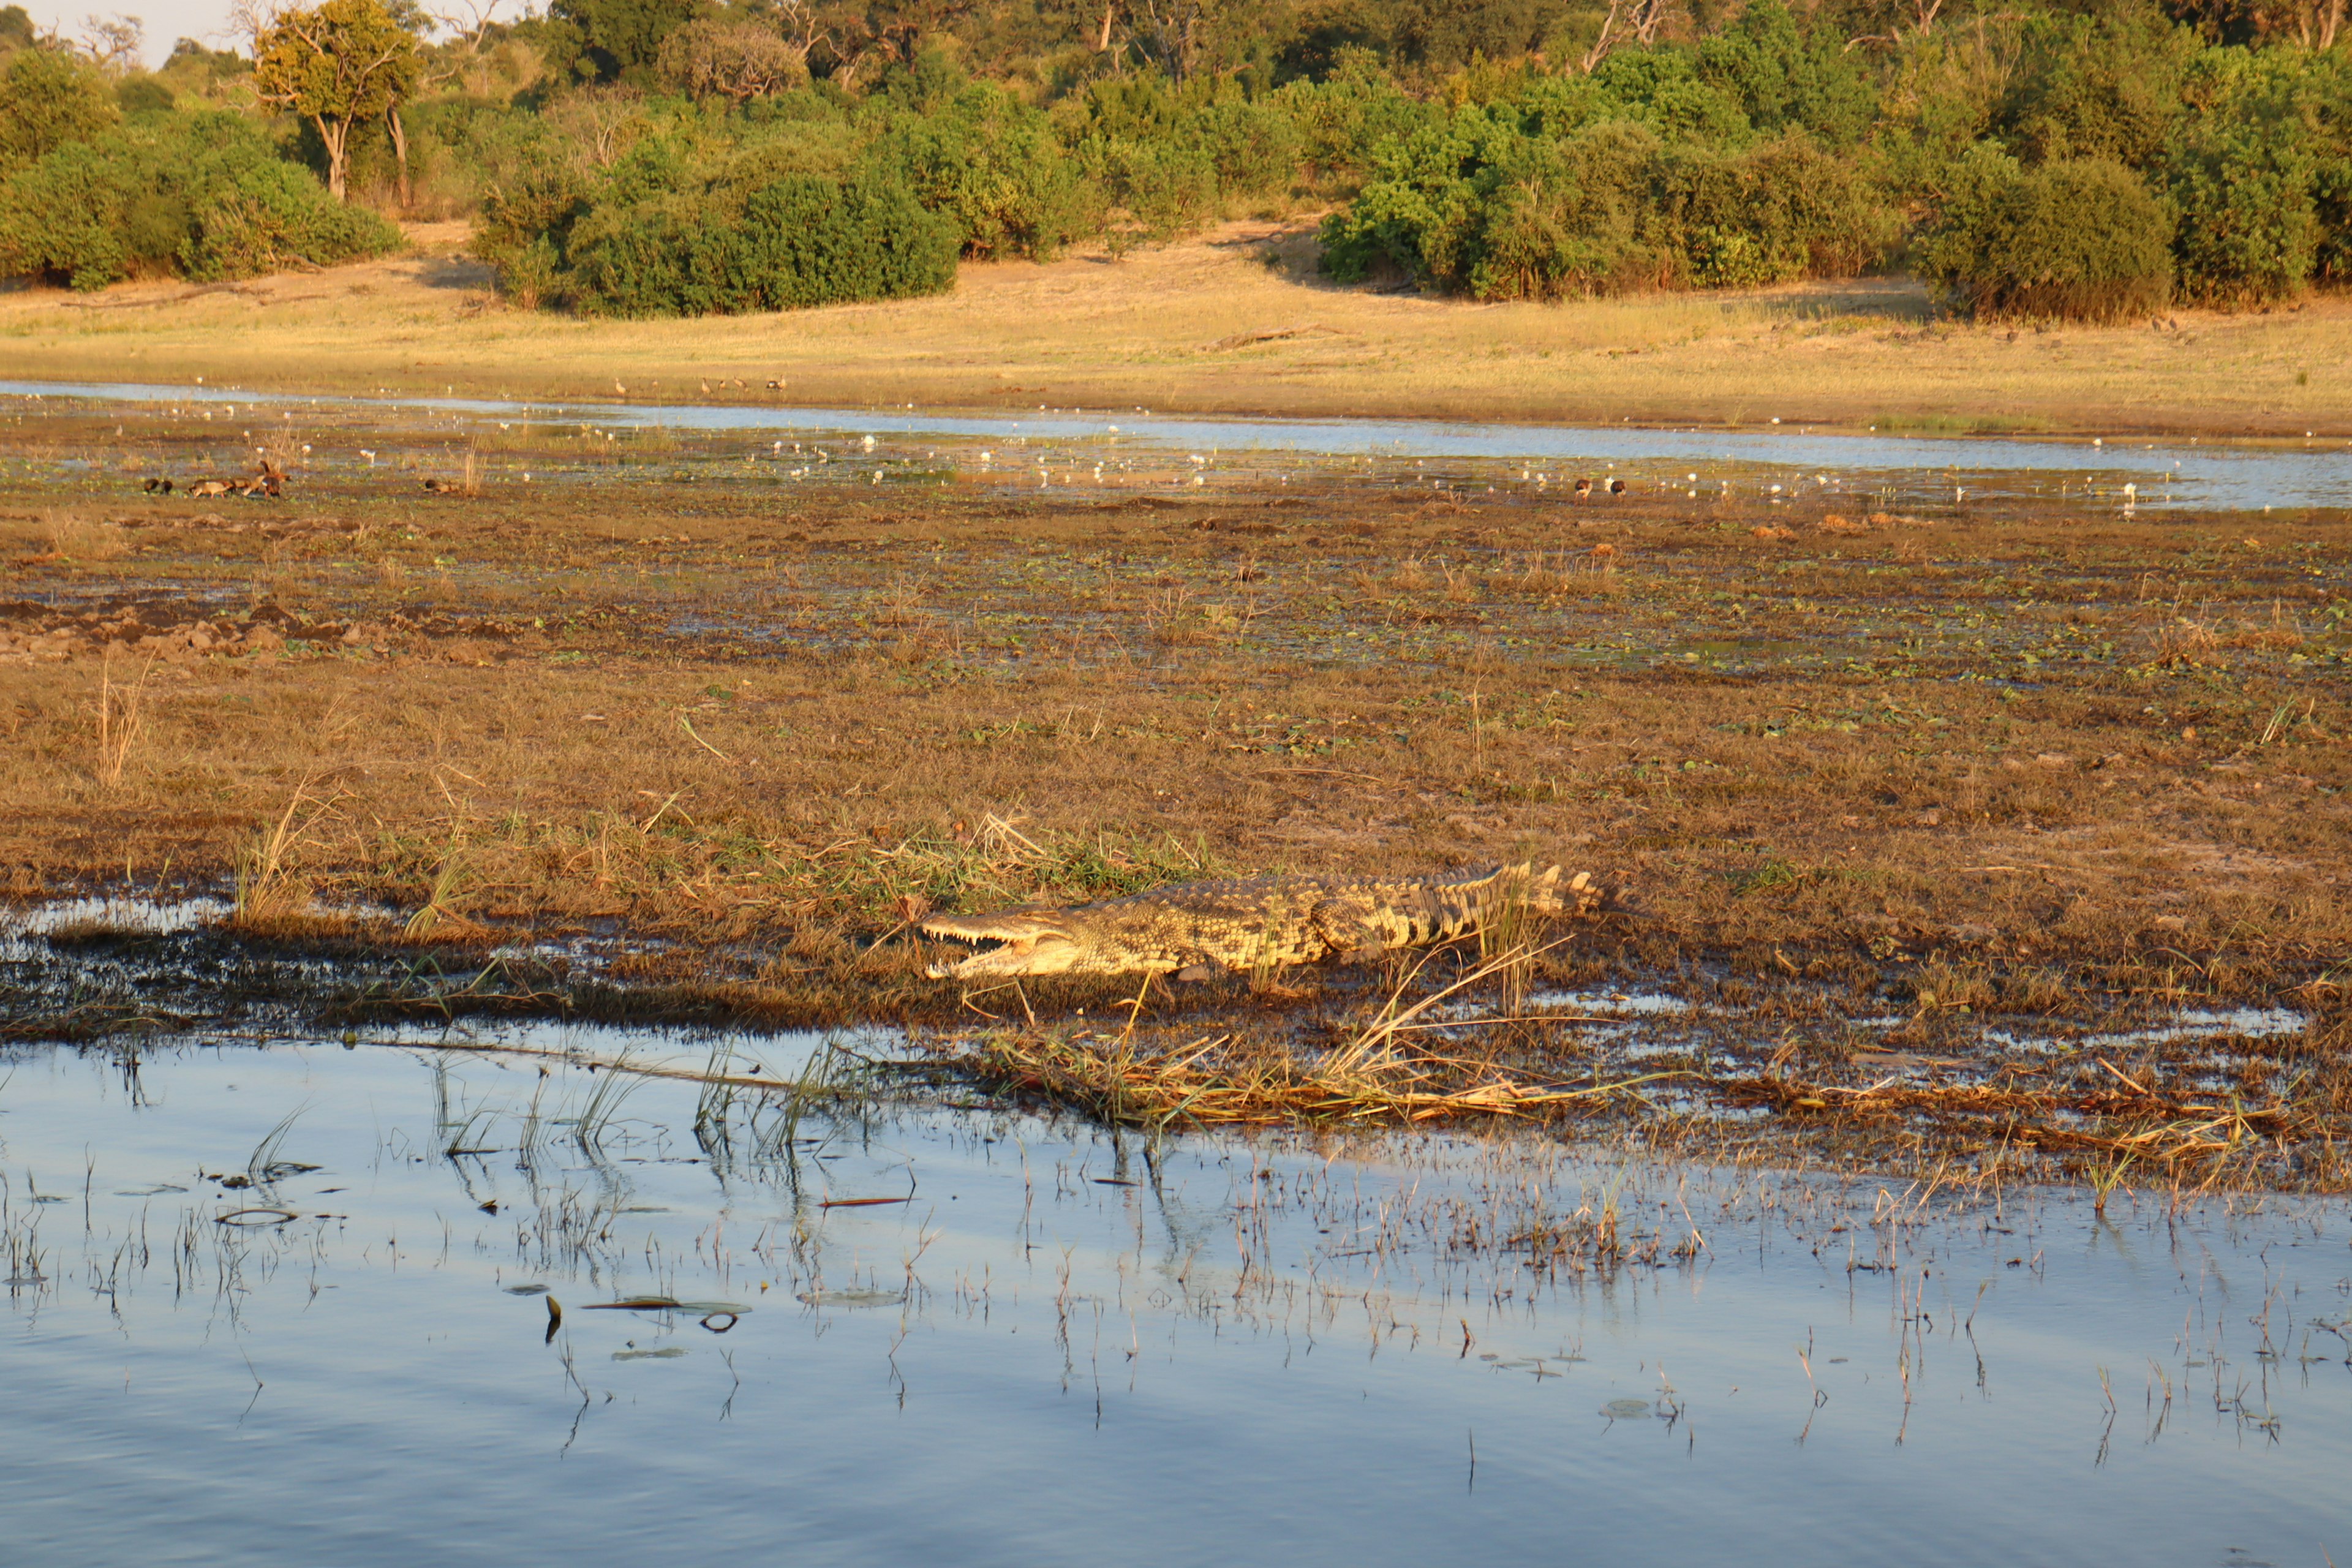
[4, 219, 2346, 441]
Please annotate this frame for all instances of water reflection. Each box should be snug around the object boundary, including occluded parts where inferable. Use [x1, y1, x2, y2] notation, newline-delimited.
[0, 1034, 2345, 1565]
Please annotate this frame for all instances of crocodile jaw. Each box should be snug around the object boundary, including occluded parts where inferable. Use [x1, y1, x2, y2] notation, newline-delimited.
[921, 913, 1087, 979]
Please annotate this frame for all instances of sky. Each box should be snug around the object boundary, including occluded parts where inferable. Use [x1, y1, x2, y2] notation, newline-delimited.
[28, 0, 500, 67]
[32, 0, 241, 65]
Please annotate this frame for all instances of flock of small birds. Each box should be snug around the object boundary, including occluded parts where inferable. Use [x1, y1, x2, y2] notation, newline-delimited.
[130, 440, 1640, 503]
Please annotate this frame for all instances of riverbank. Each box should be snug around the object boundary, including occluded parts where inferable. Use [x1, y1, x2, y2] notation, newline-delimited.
[2, 393, 2346, 1189]
[4, 221, 2350, 437]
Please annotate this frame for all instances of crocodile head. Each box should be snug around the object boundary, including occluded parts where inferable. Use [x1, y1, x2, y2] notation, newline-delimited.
[921, 911, 1086, 979]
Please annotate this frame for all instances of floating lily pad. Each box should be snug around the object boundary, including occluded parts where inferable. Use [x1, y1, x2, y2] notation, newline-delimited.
[612, 1347, 688, 1360]
[504, 1284, 549, 1296]
[1602, 1398, 1653, 1419]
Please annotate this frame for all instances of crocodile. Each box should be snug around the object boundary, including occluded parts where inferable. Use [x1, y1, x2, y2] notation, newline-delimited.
[921, 862, 1605, 981]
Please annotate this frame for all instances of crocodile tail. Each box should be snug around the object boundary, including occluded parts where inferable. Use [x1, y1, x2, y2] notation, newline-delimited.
[1481, 861, 1562, 914]
[1490, 863, 1605, 918]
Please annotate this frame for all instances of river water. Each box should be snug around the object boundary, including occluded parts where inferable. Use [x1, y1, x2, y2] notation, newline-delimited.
[2, 1031, 2346, 1566]
[5, 378, 2349, 513]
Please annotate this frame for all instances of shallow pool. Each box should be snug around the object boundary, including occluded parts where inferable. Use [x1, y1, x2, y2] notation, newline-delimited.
[2, 1030, 2345, 1566]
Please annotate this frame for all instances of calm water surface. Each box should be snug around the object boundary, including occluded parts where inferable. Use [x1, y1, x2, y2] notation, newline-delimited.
[4, 379, 2348, 512]
[2, 1030, 2346, 1566]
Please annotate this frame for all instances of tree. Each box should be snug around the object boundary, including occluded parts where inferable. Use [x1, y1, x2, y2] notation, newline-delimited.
[546, 0, 700, 83]
[78, 13, 146, 74]
[252, 0, 421, 202]
[0, 45, 121, 173]
[657, 17, 808, 100]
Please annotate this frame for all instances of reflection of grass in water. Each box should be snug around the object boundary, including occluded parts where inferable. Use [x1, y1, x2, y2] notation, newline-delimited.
[245, 1105, 309, 1186]
[573, 1050, 647, 1158]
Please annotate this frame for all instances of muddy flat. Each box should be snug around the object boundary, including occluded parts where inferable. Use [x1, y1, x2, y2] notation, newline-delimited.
[0, 383, 2346, 1193]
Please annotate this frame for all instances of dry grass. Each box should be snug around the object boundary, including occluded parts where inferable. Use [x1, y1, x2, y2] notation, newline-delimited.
[963, 1024, 1672, 1128]
[92, 655, 149, 788]
[959, 948, 1676, 1126]
[43, 510, 128, 561]
[0, 401, 2347, 1186]
[0, 435, 2341, 990]
[2, 219, 2351, 435]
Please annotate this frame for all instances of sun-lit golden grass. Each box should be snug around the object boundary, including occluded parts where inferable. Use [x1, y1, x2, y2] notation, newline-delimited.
[959, 946, 1685, 1127]
[4, 219, 2351, 435]
[4, 407, 2350, 1188]
[963, 1025, 1673, 1127]
[1, 450, 2345, 1028]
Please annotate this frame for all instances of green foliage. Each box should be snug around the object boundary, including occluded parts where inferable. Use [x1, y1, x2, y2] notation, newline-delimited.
[0, 111, 400, 288]
[569, 166, 959, 314]
[1319, 80, 1895, 300]
[478, 118, 958, 315]
[1054, 72, 1305, 239]
[1915, 147, 2173, 322]
[254, 0, 425, 126]
[1270, 46, 1430, 191]
[878, 58, 1083, 257]
[116, 75, 178, 115]
[2165, 47, 2352, 303]
[0, 47, 121, 175]
[1694, 0, 1877, 147]
[1995, 10, 2196, 168]
[548, 0, 701, 85]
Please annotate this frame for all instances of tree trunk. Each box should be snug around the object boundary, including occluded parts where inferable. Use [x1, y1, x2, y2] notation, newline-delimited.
[1096, 1, 1115, 51]
[317, 115, 350, 202]
[386, 105, 412, 212]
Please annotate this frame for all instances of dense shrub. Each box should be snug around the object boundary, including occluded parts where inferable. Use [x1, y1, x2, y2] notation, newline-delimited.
[2165, 48, 2352, 303]
[1915, 148, 2173, 321]
[878, 63, 1084, 258]
[1055, 72, 1304, 239]
[1270, 47, 1428, 192]
[1694, 0, 1878, 146]
[569, 170, 956, 314]
[488, 126, 959, 315]
[1995, 12, 2196, 169]
[0, 46, 119, 173]
[1321, 89, 1894, 301]
[0, 111, 399, 288]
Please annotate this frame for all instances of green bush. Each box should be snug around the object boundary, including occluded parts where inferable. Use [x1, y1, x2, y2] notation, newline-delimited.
[0, 111, 399, 288]
[2164, 48, 2352, 303]
[1996, 12, 2195, 169]
[1655, 132, 1895, 287]
[1694, 0, 1877, 147]
[1271, 47, 1429, 192]
[552, 135, 959, 315]
[880, 69, 1084, 258]
[1917, 148, 2173, 322]
[1321, 89, 1893, 301]
[0, 46, 119, 174]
